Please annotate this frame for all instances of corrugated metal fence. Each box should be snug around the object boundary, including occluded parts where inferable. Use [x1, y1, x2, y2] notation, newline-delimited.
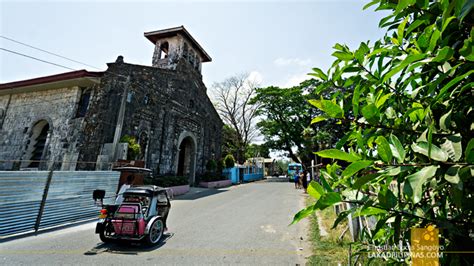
[0, 171, 120, 238]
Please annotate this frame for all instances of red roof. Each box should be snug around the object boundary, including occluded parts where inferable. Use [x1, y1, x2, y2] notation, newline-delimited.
[0, 70, 104, 91]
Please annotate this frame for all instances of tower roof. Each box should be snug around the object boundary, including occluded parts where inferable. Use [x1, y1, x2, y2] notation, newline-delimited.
[144, 26, 212, 62]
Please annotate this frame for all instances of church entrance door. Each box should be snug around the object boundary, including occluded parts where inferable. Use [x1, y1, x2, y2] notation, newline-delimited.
[176, 136, 196, 185]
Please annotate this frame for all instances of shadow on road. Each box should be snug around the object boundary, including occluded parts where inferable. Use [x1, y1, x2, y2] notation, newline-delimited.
[173, 187, 227, 201]
[84, 233, 174, 255]
[263, 177, 290, 183]
[0, 219, 95, 244]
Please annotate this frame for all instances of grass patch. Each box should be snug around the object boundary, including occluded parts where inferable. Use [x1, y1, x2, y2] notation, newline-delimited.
[306, 198, 350, 266]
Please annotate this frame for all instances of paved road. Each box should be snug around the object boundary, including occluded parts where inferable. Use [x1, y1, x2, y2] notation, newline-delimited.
[0, 180, 310, 265]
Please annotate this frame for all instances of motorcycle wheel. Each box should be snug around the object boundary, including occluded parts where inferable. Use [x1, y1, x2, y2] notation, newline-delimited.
[145, 218, 164, 245]
[99, 222, 113, 243]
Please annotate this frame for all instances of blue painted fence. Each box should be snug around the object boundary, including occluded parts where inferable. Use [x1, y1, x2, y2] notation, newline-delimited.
[223, 166, 264, 184]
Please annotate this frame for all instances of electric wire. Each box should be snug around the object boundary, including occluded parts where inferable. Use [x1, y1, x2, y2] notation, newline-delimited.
[0, 41, 185, 128]
[1, 35, 134, 81]
[0, 48, 76, 71]
[0, 37, 201, 169]
[0, 35, 102, 70]
[0, 41, 147, 102]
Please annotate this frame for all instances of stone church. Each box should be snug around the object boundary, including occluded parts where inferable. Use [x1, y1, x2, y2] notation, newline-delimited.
[0, 26, 223, 183]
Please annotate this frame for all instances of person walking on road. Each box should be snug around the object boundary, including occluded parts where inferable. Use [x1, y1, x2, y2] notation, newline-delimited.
[301, 170, 308, 193]
[304, 171, 312, 193]
[294, 171, 300, 189]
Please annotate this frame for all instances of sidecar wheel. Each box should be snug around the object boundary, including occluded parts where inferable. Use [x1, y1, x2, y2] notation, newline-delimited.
[145, 218, 164, 245]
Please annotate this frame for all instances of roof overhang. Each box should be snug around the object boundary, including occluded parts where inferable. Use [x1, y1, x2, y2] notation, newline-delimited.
[0, 70, 103, 96]
[144, 26, 212, 62]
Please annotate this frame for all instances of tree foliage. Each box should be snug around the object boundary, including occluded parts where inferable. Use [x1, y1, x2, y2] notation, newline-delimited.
[221, 124, 241, 161]
[245, 143, 271, 159]
[221, 124, 270, 161]
[293, 0, 474, 264]
[251, 80, 347, 167]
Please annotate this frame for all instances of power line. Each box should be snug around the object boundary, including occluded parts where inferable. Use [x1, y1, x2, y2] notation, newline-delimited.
[1, 35, 102, 70]
[1, 44, 134, 87]
[0, 48, 76, 71]
[0, 43, 200, 124]
[0, 36, 129, 80]
[0, 41, 183, 110]
[0, 39, 141, 83]
[0, 46, 151, 128]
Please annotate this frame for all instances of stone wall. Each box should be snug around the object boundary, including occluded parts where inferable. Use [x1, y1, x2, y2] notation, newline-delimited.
[0, 58, 223, 179]
[0, 87, 84, 170]
[152, 34, 203, 73]
[79, 58, 223, 179]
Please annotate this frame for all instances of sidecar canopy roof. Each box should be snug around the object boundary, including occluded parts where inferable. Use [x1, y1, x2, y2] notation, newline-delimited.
[123, 185, 168, 198]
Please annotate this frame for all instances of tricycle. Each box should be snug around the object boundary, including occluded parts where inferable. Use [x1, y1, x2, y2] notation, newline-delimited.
[92, 185, 171, 245]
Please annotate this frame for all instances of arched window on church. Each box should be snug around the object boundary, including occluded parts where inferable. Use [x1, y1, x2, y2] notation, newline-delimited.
[183, 42, 189, 60]
[194, 54, 200, 70]
[160, 42, 169, 59]
[76, 88, 91, 118]
[24, 120, 50, 168]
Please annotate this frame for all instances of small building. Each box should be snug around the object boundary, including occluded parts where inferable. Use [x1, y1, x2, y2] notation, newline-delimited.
[0, 26, 223, 185]
[245, 157, 275, 176]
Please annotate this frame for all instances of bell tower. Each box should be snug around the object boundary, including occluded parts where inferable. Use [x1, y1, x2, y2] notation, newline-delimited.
[144, 26, 212, 73]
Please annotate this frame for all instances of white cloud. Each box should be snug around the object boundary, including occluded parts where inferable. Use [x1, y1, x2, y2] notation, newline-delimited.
[274, 57, 312, 67]
[282, 72, 310, 87]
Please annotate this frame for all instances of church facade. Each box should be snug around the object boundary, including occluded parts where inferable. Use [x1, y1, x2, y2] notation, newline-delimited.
[0, 26, 223, 183]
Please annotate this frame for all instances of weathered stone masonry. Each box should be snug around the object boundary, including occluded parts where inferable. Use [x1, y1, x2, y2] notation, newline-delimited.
[0, 26, 223, 183]
[0, 75, 101, 170]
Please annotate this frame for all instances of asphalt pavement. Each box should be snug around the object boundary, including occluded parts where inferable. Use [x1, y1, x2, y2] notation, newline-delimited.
[0, 179, 311, 265]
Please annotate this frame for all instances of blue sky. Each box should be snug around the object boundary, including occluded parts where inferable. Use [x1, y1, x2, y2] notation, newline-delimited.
[1, 0, 388, 88]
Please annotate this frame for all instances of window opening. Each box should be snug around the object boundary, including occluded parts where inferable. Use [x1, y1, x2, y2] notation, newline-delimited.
[160, 42, 169, 59]
[76, 89, 91, 117]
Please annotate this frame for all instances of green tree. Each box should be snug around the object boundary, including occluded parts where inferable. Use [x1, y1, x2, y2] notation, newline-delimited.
[293, 0, 474, 264]
[275, 159, 289, 175]
[245, 143, 271, 159]
[221, 124, 241, 161]
[251, 80, 346, 168]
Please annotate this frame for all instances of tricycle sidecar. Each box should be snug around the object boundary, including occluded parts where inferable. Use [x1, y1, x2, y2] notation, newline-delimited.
[94, 185, 170, 245]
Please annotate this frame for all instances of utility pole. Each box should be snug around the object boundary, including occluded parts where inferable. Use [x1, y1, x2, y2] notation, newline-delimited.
[111, 76, 130, 163]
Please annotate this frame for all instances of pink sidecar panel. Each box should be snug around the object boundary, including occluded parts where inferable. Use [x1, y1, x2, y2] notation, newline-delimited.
[112, 204, 145, 235]
[112, 218, 145, 235]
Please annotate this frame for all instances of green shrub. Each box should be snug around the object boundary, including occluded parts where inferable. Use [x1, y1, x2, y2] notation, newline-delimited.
[206, 159, 217, 171]
[217, 159, 225, 172]
[120, 135, 141, 160]
[224, 154, 235, 168]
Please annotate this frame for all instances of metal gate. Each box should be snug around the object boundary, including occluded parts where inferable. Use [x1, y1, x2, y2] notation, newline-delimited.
[0, 171, 119, 238]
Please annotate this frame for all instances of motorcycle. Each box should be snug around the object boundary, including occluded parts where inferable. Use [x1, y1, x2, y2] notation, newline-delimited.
[92, 185, 171, 245]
